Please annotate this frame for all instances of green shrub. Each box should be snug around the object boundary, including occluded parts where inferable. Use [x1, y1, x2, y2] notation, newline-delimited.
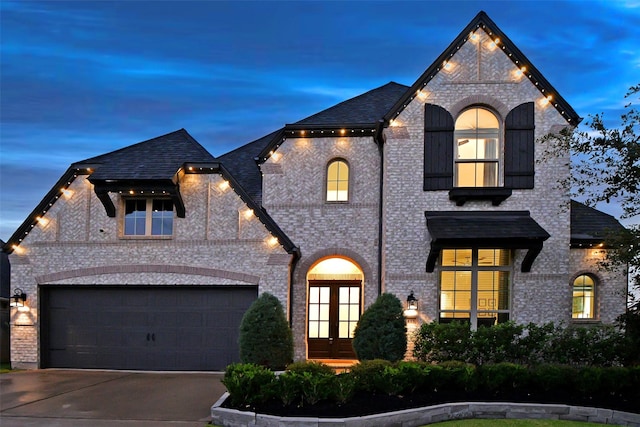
[349, 359, 393, 393]
[352, 293, 407, 361]
[333, 373, 357, 405]
[413, 320, 630, 367]
[437, 360, 477, 392]
[286, 360, 335, 376]
[413, 321, 471, 363]
[278, 362, 336, 406]
[222, 363, 276, 406]
[238, 292, 293, 370]
[476, 363, 529, 395]
[530, 364, 575, 393]
[469, 322, 523, 365]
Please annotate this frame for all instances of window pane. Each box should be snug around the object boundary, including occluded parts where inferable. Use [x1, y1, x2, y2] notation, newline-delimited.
[339, 305, 349, 320]
[124, 200, 146, 235]
[309, 321, 319, 338]
[455, 108, 500, 188]
[339, 322, 349, 339]
[339, 287, 349, 303]
[151, 200, 173, 235]
[327, 160, 349, 201]
[320, 287, 330, 303]
[309, 305, 319, 321]
[442, 249, 472, 266]
[309, 287, 319, 303]
[572, 275, 595, 319]
[318, 321, 329, 338]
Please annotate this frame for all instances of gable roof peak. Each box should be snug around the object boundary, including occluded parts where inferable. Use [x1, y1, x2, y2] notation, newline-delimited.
[384, 11, 580, 125]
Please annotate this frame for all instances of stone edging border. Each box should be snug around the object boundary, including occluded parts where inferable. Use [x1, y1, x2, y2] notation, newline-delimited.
[211, 392, 640, 427]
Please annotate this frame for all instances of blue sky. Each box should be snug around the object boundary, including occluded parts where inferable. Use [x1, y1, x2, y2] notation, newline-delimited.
[1, 0, 639, 241]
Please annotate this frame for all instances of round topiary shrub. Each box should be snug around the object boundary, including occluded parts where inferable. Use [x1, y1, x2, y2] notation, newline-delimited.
[352, 293, 407, 362]
[239, 292, 293, 370]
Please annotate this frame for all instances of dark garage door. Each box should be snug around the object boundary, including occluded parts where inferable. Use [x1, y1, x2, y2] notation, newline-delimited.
[41, 285, 257, 371]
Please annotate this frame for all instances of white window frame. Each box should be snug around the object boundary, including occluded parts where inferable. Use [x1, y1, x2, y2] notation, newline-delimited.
[326, 159, 350, 202]
[453, 107, 503, 188]
[123, 198, 174, 238]
[439, 248, 512, 330]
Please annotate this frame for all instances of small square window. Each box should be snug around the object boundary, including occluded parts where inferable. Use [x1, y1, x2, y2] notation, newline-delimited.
[124, 199, 173, 237]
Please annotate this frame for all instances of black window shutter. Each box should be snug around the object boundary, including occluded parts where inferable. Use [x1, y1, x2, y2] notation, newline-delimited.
[424, 104, 454, 190]
[504, 102, 535, 189]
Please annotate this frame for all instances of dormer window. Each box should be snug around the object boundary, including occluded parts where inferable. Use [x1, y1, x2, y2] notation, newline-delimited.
[454, 107, 501, 187]
[326, 159, 349, 202]
[124, 199, 173, 236]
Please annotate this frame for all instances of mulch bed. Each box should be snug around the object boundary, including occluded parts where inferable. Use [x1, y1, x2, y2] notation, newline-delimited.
[223, 390, 639, 418]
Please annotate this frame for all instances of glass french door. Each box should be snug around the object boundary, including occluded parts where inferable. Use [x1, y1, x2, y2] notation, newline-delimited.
[307, 280, 360, 359]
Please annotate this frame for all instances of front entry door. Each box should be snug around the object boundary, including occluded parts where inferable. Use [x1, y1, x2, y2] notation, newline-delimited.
[307, 280, 361, 359]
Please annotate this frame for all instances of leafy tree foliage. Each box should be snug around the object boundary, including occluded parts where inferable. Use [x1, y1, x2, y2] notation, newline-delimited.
[352, 293, 407, 361]
[542, 84, 639, 363]
[238, 292, 293, 370]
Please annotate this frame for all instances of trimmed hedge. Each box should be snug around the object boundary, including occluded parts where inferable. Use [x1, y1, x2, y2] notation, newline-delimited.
[413, 321, 633, 366]
[222, 360, 640, 412]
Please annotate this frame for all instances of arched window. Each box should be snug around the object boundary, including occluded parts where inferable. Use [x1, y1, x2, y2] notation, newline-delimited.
[572, 274, 596, 319]
[326, 159, 349, 202]
[454, 107, 501, 187]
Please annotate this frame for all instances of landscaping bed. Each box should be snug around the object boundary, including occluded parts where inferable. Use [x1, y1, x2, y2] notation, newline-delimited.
[222, 386, 639, 418]
[221, 361, 640, 418]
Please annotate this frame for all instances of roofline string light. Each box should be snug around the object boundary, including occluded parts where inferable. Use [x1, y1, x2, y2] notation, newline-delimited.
[390, 24, 573, 124]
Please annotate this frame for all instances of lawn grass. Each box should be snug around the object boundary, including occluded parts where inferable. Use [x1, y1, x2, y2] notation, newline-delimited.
[429, 420, 605, 427]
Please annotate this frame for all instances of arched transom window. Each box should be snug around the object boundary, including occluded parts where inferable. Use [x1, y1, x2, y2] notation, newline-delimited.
[572, 274, 596, 319]
[454, 107, 501, 187]
[326, 159, 349, 202]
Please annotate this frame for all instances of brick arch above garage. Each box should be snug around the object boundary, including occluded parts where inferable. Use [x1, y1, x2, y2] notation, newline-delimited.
[36, 264, 260, 285]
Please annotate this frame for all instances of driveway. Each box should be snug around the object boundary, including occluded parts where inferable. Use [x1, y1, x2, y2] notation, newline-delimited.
[0, 369, 227, 426]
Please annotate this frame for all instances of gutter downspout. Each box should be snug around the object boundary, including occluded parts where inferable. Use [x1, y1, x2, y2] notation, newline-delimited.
[374, 120, 386, 297]
[288, 247, 301, 326]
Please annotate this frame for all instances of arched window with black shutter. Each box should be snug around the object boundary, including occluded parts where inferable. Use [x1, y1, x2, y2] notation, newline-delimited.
[424, 104, 454, 190]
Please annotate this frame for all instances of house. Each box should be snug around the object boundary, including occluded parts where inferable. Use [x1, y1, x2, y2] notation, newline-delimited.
[3, 11, 627, 370]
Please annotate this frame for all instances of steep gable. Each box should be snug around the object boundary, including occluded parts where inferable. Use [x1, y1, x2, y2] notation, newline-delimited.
[384, 11, 581, 126]
[84, 128, 214, 181]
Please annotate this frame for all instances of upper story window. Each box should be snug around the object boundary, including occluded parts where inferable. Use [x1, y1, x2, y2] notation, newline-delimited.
[326, 159, 349, 202]
[124, 199, 174, 236]
[454, 107, 501, 187]
[572, 274, 596, 320]
[424, 102, 534, 194]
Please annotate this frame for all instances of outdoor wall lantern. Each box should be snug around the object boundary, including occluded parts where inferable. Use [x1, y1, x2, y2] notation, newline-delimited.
[10, 288, 27, 308]
[404, 291, 419, 319]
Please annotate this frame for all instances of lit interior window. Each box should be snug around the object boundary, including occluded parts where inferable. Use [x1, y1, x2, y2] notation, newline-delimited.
[454, 108, 501, 187]
[326, 160, 349, 202]
[572, 274, 595, 319]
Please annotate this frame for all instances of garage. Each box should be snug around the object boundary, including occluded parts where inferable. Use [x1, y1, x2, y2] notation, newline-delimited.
[40, 285, 257, 371]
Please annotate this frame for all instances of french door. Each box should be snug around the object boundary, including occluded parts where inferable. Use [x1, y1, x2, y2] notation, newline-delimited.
[307, 280, 361, 359]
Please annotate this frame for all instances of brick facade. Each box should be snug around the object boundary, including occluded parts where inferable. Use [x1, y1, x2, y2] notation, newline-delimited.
[7, 14, 628, 368]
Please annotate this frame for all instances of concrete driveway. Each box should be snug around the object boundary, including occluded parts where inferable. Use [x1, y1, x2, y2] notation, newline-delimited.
[0, 369, 226, 426]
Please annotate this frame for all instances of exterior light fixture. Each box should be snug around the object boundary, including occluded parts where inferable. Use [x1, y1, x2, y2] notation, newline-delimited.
[404, 291, 419, 319]
[10, 288, 27, 308]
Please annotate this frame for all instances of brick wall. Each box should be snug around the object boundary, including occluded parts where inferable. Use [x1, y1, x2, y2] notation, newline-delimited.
[9, 173, 291, 366]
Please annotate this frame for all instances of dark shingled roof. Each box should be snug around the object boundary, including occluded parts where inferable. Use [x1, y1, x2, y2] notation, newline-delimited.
[80, 129, 214, 181]
[294, 82, 409, 126]
[570, 200, 626, 243]
[217, 130, 282, 205]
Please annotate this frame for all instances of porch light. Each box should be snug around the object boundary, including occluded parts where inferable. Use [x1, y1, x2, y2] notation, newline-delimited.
[10, 288, 27, 308]
[404, 291, 419, 319]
